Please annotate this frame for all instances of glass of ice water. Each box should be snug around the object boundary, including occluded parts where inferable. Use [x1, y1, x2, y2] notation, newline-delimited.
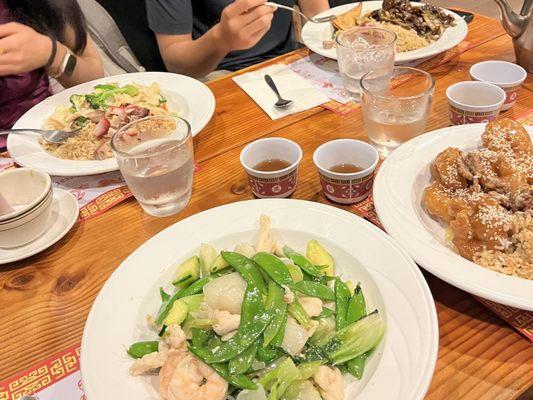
[360, 66, 435, 157]
[336, 27, 396, 101]
[111, 116, 194, 217]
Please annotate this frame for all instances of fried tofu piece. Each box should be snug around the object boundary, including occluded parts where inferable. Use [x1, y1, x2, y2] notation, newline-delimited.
[332, 3, 363, 31]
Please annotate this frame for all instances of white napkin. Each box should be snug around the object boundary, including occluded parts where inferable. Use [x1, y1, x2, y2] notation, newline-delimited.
[233, 64, 330, 120]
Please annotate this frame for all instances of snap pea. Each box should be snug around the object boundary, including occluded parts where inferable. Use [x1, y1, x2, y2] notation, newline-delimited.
[288, 301, 312, 330]
[221, 251, 268, 294]
[335, 279, 351, 330]
[283, 246, 323, 277]
[155, 277, 209, 325]
[256, 345, 284, 363]
[191, 328, 212, 347]
[263, 281, 288, 347]
[228, 342, 258, 375]
[291, 280, 335, 301]
[347, 284, 366, 325]
[252, 252, 293, 287]
[127, 341, 159, 359]
[189, 346, 257, 390]
[346, 354, 366, 379]
[202, 286, 273, 363]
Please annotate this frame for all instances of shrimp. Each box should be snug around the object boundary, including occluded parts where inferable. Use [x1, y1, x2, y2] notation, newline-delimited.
[213, 310, 241, 336]
[313, 365, 345, 400]
[159, 350, 228, 400]
[166, 324, 187, 350]
[129, 341, 169, 376]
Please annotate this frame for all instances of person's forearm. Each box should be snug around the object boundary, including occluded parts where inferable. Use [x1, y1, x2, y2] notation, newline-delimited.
[159, 25, 230, 78]
[47, 40, 104, 87]
[299, 0, 329, 17]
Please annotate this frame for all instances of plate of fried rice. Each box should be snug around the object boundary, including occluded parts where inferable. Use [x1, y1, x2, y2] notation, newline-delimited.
[8, 72, 215, 176]
[301, 1, 468, 63]
[374, 120, 533, 311]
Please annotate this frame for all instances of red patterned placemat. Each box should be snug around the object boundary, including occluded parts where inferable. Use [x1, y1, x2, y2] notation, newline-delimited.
[0, 343, 83, 400]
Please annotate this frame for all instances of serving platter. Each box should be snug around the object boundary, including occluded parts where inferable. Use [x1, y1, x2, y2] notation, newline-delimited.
[374, 123, 533, 311]
[7, 72, 215, 176]
[301, 1, 468, 63]
[81, 199, 438, 400]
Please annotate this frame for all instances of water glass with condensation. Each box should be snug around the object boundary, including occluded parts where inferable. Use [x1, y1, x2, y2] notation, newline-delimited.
[360, 67, 434, 157]
[111, 116, 194, 217]
[336, 27, 396, 101]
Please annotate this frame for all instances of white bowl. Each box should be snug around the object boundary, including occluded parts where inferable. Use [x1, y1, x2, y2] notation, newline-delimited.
[470, 61, 527, 110]
[0, 168, 53, 248]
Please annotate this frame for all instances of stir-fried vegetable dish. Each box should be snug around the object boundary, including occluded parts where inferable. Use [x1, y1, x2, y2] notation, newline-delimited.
[128, 215, 385, 400]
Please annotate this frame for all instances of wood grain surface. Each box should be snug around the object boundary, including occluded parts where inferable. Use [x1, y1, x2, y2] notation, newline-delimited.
[1, 13, 532, 400]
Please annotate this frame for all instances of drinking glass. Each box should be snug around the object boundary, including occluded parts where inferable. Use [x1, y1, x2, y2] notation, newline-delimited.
[360, 66, 434, 157]
[336, 27, 396, 101]
[111, 116, 194, 217]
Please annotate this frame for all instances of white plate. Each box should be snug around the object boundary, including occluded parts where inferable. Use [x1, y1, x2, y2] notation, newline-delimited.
[301, 1, 468, 63]
[374, 124, 533, 310]
[8, 72, 215, 176]
[81, 199, 438, 400]
[0, 188, 78, 264]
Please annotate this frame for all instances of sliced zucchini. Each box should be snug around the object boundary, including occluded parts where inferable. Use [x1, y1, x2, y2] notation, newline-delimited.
[163, 300, 189, 326]
[306, 240, 334, 276]
[172, 256, 200, 287]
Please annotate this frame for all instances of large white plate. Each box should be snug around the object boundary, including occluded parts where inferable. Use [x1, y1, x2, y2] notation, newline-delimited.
[301, 1, 468, 63]
[81, 199, 438, 400]
[8, 72, 215, 176]
[374, 124, 533, 310]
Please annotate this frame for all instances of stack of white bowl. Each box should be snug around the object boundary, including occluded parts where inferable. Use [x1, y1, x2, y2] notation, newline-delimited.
[0, 169, 54, 248]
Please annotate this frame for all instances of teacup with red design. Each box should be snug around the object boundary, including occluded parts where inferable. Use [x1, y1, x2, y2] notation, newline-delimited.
[313, 139, 379, 204]
[470, 61, 527, 111]
[446, 81, 506, 125]
[240, 138, 302, 198]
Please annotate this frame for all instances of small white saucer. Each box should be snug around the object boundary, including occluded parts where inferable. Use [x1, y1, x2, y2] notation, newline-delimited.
[0, 188, 79, 264]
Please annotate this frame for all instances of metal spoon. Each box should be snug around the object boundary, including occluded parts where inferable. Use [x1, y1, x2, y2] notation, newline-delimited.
[0, 128, 81, 144]
[265, 2, 337, 23]
[264, 74, 293, 109]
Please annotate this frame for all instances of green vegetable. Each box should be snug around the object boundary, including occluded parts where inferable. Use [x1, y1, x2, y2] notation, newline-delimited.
[228, 342, 258, 375]
[346, 354, 366, 379]
[211, 254, 230, 273]
[188, 346, 258, 390]
[69, 94, 86, 111]
[191, 328, 211, 347]
[163, 300, 188, 326]
[316, 307, 335, 319]
[263, 281, 288, 347]
[285, 263, 303, 283]
[287, 301, 312, 330]
[291, 281, 335, 301]
[159, 287, 170, 302]
[199, 243, 218, 276]
[221, 251, 268, 295]
[256, 346, 284, 363]
[258, 357, 300, 399]
[127, 341, 159, 359]
[73, 116, 88, 129]
[94, 84, 117, 91]
[155, 277, 209, 325]
[271, 311, 287, 347]
[283, 246, 324, 277]
[326, 311, 385, 365]
[296, 342, 328, 363]
[335, 279, 351, 330]
[85, 84, 139, 109]
[347, 284, 366, 325]
[199, 286, 273, 363]
[297, 361, 321, 380]
[281, 380, 322, 400]
[310, 317, 335, 347]
[253, 252, 294, 287]
[306, 240, 334, 276]
[179, 294, 203, 312]
[172, 256, 200, 287]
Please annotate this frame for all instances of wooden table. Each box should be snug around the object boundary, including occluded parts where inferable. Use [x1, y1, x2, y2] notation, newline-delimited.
[1, 12, 532, 400]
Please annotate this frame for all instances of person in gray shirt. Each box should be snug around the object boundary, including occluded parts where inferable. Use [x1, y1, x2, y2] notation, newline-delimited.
[146, 0, 329, 77]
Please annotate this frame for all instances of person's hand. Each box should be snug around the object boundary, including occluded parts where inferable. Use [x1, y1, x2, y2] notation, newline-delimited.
[0, 22, 53, 76]
[215, 0, 276, 52]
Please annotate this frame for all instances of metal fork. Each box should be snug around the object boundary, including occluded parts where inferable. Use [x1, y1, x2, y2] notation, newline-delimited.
[265, 2, 337, 23]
